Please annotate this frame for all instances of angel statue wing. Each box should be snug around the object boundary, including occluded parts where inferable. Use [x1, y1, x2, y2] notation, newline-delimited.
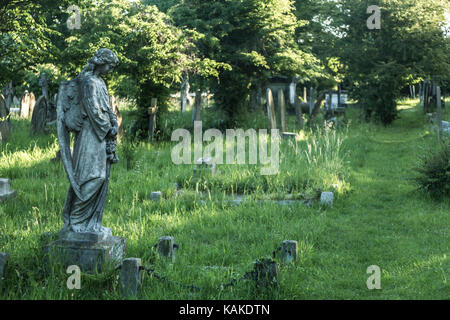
[56, 79, 84, 200]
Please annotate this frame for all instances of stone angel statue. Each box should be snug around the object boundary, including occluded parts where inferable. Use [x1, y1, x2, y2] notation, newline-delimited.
[57, 48, 120, 239]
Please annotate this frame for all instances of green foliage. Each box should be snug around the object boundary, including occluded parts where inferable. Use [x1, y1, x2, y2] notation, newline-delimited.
[414, 139, 450, 199]
[332, 0, 450, 125]
[170, 0, 322, 121]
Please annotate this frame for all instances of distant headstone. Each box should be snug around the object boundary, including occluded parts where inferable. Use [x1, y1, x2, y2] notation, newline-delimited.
[20, 91, 31, 118]
[150, 191, 162, 201]
[30, 96, 48, 135]
[280, 240, 298, 264]
[320, 191, 334, 206]
[278, 89, 286, 132]
[0, 252, 9, 279]
[157, 236, 176, 262]
[0, 178, 16, 201]
[266, 88, 276, 129]
[120, 258, 142, 298]
[180, 77, 189, 112]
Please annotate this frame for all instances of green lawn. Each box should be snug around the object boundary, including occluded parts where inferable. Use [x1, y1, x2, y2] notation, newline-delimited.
[0, 98, 448, 299]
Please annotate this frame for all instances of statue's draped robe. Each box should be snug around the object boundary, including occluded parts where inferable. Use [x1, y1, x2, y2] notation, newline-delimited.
[62, 74, 113, 232]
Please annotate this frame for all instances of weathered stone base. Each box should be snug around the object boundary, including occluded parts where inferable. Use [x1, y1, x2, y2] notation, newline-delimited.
[44, 234, 126, 273]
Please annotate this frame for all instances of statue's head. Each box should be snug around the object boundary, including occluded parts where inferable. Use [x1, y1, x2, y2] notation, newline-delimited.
[89, 48, 119, 75]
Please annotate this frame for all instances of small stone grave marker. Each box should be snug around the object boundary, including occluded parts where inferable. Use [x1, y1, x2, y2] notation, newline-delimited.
[0, 178, 16, 201]
[157, 236, 177, 262]
[280, 240, 298, 264]
[150, 191, 162, 201]
[120, 258, 142, 298]
[320, 191, 334, 206]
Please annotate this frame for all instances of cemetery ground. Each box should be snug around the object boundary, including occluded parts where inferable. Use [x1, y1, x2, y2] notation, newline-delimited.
[0, 98, 448, 300]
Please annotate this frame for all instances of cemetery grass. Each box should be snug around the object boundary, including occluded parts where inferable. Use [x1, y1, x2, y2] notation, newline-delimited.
[0, 99, 448, 299]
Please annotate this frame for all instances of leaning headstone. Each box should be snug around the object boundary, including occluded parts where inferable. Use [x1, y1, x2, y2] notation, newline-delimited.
[0, 252, 9, 279]
[278, 89, 286, 132]
[320, 191, 334, 206]
[120, 258, 142, 298]
[0, 178, 16, 201]
[150, 191, 162, 202]
[266, 88, 276, 129]
[30, 96, 48, 135]
[157, 236, 176, 262]
[280, 240, 298, 264]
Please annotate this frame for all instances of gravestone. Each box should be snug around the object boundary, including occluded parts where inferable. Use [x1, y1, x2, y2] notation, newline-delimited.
[278, 89, 286, 132]
[150, 191, 162, 201]
[20, 91, 32, 118]
[30, 96, 48, 135]
[45, 48, 125, 273]
[266, 88, 276, 130]
[280, 240, 298, 264]
[120, 258, 142, 298]
[157, 236, 176, 262]
[180, 77, 189, 112]
[0, 178, 16, 201]
[320, 192, 334, 206]
[0, 252, 9, 279]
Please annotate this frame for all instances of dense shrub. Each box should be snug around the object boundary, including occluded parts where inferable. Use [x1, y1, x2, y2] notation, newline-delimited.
[414, 139, 450, 199]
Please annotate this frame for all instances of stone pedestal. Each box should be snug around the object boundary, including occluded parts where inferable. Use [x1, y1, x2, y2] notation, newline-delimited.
[44, 230, 126, 273]
[0, 178, 16, 201]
